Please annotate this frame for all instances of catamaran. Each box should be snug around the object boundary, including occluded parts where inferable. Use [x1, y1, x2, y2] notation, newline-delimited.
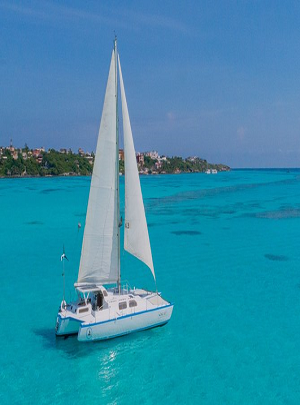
[55, 39, 173, 342]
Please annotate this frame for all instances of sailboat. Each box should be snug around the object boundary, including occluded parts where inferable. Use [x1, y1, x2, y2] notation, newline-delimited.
[55, 39, 173, 342]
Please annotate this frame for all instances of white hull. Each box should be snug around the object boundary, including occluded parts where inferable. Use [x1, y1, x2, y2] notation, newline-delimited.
[78, 304, 173, 342]
[56, 286, 173, 342]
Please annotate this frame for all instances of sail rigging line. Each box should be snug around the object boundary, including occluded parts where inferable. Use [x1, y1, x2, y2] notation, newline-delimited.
[114, 38, 121, 293]
[61, 245, 68, 304]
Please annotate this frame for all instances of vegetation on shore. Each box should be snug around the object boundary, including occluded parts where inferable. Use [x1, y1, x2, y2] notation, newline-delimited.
[0, 148, 93, 177]
[140, 155, 230, 175]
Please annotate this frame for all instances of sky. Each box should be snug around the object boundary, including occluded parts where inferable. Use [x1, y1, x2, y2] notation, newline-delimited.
[1, 0, 300, 168]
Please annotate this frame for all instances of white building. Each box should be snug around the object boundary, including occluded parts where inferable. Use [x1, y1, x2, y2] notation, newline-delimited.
[145, 150, 159, 160]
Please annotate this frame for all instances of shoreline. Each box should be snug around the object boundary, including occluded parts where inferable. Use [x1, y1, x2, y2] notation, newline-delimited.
[1, 168, 299, 180]
[0, 170, 231, 180]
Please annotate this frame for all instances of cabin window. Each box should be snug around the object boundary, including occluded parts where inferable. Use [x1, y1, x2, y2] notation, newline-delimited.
[119, 302, 127, 310]
[78, 307, 89, 314]
[102, 290, 108, 297]
[129, 300, 137, 307]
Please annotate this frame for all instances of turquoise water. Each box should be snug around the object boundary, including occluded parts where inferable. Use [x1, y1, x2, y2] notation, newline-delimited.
[1, 170, 300, 404]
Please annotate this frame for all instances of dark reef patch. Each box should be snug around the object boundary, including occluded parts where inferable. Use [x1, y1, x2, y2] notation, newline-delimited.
[40, 188, 61, 194]
[171, 230, 201, 236]
[264, 254, 289, 262]
[25, 221, 44, 225]
[247, 208, 300, 220]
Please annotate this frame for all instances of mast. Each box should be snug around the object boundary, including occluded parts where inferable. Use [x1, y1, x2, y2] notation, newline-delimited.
[114, 37, 121, 293]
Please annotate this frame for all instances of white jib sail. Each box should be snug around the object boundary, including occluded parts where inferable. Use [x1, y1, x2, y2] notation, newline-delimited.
[118, 56, 155, 281]
[77, 49, 119, 285]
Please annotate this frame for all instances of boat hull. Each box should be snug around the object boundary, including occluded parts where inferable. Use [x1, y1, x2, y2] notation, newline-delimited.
[55, 314, 82, 336]
[78, 304, 173, 342]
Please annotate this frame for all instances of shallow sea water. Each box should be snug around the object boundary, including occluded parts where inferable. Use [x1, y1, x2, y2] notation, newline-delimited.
[1, 170, 300, 404]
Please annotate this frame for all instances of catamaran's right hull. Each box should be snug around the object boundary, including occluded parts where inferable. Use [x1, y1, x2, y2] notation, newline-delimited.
[77, 304, 173, 342]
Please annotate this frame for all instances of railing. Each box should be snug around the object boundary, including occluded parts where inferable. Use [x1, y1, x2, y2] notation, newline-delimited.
[121, 280, 132, 294]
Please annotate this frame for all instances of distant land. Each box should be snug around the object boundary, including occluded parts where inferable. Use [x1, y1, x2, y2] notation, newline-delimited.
[0, 144, 230, 178]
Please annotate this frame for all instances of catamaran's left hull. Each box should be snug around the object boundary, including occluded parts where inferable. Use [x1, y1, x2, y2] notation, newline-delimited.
[55, 314, 82, 336]
[77, 304, 173, 342]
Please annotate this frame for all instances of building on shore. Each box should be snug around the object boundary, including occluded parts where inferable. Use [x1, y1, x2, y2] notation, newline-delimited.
[136, 152, 144, 165]
[119, 149, 124, 161]
[145, 150, 159, 160]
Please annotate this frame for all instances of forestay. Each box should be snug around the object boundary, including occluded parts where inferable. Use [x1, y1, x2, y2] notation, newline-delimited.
[77, 49, 119, 285]
[118, 56, 155, 281]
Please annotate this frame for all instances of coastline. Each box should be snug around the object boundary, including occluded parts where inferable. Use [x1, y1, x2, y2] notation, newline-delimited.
[2, 168, 299, 180]
[0, 170, 230, 180]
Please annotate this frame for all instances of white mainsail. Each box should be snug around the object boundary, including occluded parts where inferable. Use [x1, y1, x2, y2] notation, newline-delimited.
[77, 49, 119, 285]
[118, 56, 155, 281]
